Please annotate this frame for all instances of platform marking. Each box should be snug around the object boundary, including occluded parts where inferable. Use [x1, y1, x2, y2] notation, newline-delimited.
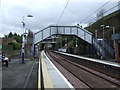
[38, 58, 41, 89]
[55, 51, 120, 68]
[44, 51, 74, 89]
[41, 51, 54, 88]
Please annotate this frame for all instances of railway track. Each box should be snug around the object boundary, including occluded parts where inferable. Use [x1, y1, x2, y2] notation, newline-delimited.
[46, 51, 120, 89]
[56, 51, 120, 81]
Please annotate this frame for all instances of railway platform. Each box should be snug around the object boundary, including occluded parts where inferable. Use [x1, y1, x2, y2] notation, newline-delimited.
[2, 58, 38, 89]
[55, 51, 120, 68]
[2, 50, 120, 89]
[44, 50, 120, 89]
[38, 51, 74, 89]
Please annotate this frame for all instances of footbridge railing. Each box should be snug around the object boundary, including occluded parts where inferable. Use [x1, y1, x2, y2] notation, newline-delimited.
[34, 25, 108, 58]
[34, 25, 92, 44]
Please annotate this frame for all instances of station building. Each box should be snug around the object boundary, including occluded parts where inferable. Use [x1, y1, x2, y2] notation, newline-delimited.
[112, 33, 120, 61]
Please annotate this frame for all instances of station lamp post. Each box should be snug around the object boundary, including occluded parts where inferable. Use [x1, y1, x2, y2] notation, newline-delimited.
[65, 38, 67, 51]
[21, 15, 33, 64]
[60, 40, 62, 48]
[95, 30, 98, 38]
[105, 25, 116, 49]
[76, 38, 78, 47]
[100, 25, 105, 40]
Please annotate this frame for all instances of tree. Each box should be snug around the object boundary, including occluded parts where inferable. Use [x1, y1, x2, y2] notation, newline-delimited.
[14, 33, 17, 36]
[4, 35, 8, 37]
[8, 42, 22, 50]
[14, 36, 22, 43]
[5, 32, 22, 43]
[8, 32, 14, 37]
[97, 9, 105, 20]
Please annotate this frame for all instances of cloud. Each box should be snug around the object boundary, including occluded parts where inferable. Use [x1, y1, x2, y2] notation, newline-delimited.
[0, 0, 119, 37]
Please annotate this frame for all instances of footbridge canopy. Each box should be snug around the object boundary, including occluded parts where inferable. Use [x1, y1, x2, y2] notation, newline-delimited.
[34, 25, 93, 44]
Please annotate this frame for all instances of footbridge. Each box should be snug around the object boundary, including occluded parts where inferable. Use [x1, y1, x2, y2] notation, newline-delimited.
[34, 25, 92, 44]
[34, 25, 114, 59]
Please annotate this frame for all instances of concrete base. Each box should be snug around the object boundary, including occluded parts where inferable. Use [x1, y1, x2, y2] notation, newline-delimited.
[115, 40, 120, 61]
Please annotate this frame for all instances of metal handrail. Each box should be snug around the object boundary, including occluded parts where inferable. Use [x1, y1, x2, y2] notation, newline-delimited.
[98, 40, 115, 58]
[34, 26, 93, 44]
[93, 38, 106, 58]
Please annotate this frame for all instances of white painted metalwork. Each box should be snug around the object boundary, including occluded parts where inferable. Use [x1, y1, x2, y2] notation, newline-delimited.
[34, 25, 109, 58]
[34, 25, 92, 44]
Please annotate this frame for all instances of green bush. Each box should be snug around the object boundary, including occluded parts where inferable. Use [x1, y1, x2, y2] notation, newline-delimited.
[13, 36, 22, 43]
[8, 42, 22, 50]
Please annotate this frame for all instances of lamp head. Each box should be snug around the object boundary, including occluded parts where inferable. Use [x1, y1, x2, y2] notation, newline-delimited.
[100, 25, 104, 27]
[105, 26, 110, 29]
[27, 15, 33, 17]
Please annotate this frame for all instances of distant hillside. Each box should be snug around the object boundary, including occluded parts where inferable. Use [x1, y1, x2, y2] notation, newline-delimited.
[85, 10, 120, 40]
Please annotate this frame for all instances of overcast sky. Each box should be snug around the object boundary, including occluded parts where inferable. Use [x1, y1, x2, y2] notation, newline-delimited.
[0, 0, 119, 37]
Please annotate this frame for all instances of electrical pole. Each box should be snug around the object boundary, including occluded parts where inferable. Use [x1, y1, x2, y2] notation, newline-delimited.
[22, 16, 25, 64]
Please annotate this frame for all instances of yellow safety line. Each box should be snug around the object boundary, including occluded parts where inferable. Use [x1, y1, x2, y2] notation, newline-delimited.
[41, 51, 54, 88]
[38, 56, 41, 90]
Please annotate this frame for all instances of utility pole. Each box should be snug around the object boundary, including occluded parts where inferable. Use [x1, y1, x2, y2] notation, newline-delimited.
[101, 25, 105, 40]
[21, 15, 33, 64]
[95, 30, 98, 38]
[76, 38, 78, 47]
[65, 38, 67, 52]
[112, 27, 115, 49]
[22, 16, 25, 64]
[60, 40, 62, 48]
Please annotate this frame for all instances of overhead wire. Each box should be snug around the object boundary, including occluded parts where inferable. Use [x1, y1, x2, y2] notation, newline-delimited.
[80, 0, 112, 24]
[85, 4, 118, 24]
[56, 0, 116, 26]
[56, 0, 70, 25]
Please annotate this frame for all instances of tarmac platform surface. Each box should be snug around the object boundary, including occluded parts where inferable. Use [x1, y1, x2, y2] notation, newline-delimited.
[2, 58, 38, 89]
